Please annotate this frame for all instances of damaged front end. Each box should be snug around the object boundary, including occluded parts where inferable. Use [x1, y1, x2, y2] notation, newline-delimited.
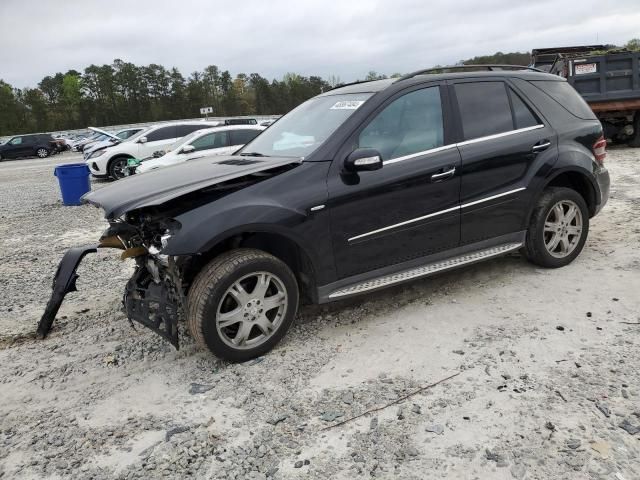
[37, 211, 187, 348]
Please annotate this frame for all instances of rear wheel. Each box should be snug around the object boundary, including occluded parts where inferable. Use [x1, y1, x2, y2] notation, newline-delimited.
[108, 157, 130, 180]
[36, 148, 49, 158]
[187, 249, 299, 362]
[524, 187, 589, 268]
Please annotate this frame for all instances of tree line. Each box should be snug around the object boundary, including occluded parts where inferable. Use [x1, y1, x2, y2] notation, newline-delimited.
[0, 60, 336, 135]
[3, 41, 638, 136]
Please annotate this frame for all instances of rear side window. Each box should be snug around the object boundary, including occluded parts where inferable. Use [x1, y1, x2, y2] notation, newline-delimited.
[455, 82, 513, 140]
[146, 126, 177, 142]
[177, 124, 208, 137]
[230, 129, 262, 145]
[530, 81, 596, 120]
[508, 89, 540, 129]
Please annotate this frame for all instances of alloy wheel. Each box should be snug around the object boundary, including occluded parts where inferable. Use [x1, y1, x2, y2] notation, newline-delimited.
[216, 272, 288, 350]
[36, 148, 48, 158]
[543, 200, 583, 258]
[111, 159, 128, 179]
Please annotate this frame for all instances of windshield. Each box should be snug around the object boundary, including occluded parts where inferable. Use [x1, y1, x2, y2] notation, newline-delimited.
[116, 129, 140, 140]
[238, 93, 373, 158]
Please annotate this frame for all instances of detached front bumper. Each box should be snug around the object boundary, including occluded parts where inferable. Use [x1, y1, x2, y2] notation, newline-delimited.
[37, 246, 184, 348]
[36, 245, 98, 339]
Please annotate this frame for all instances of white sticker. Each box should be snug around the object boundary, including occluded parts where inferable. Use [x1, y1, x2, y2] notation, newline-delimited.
[575, 63, 597, 75]
[330, 100, 365, 110]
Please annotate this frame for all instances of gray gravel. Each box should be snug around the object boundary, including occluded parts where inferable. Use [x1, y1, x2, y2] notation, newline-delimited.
[1, 149, 639, 479]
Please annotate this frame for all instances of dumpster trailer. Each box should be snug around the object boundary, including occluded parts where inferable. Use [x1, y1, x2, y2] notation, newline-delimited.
[532, 45, 640, 146]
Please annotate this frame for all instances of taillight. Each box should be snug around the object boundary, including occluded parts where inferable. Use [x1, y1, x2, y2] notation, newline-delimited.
[593, 135, 606, 165]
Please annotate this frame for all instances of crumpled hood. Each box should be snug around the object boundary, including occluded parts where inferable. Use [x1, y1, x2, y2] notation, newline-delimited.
[83, 154, 301, 218]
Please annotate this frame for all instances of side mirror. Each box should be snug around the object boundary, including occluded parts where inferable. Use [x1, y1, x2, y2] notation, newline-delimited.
[343, 148, 383, 173]
[138, 136, 148, 144]
[181, 145, 195, 154]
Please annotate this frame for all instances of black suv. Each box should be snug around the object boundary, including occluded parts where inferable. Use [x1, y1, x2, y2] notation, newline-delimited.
[39, 67, 610, 362]
[0, 133, 57, 160]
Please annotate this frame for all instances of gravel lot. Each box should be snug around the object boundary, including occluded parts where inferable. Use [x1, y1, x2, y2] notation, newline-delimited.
[1, 149, 639, 479]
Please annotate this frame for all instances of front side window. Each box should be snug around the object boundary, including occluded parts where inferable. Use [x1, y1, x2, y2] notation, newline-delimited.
[238, 92, 374, 158]
[358, 87, 444, 161]
[455, 82, 513, 140]
[9, 137, 23, 145]
[191, 132, 228, 151]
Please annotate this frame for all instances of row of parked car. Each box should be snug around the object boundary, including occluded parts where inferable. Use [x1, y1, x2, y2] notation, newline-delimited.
[0, 118, 275, 177]
[84, 119, 266, 179]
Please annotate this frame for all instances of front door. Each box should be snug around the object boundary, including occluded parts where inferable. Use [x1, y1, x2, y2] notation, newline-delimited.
[328, 84, 462, 279]
[5, 137, 30, 158]
[450, 79, 557, 244]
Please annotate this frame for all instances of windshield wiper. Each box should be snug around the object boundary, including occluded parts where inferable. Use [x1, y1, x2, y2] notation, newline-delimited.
[239, 152, 268, 157]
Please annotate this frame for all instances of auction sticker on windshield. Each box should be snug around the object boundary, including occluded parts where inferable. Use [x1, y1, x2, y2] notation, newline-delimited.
[575, 63, 597, 75]
[330, 100, 365, 110]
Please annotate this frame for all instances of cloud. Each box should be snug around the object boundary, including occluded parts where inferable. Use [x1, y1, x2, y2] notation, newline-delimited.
[1, 0, 639, 88]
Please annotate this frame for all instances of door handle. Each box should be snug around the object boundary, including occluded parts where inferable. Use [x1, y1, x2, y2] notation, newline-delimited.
[431, 166, 456, 182]
[531, 140, 551, 153]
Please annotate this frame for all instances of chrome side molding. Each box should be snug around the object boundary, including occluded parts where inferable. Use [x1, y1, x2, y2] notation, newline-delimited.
[348, 187, 525, 242]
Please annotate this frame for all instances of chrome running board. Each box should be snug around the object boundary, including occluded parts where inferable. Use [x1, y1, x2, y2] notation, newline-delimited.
[328, 242, 522, 299]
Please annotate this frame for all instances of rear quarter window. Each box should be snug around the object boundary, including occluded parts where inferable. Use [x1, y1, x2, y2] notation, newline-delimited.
[530, 80, 596, 120]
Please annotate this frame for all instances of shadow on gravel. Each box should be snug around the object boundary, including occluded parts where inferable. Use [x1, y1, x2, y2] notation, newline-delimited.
[297, 253, 528, 324]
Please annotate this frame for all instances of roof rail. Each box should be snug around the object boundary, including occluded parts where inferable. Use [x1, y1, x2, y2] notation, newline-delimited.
[396, 64, 543, 82]
[327, 78, 384, 92]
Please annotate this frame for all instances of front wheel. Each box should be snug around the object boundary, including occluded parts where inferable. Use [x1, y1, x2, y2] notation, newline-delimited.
[187, 249, 299, 362]
[108, 157, 130, 180]
[36, 148, 49, 158]
[524, 187, 590, 268]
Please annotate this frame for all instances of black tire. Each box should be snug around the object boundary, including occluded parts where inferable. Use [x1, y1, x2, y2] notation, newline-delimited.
[108, 157, 130, 180]
[524, 187, 589, 268]
[36, 147, 49, 158]
[187, 248, 299, 362]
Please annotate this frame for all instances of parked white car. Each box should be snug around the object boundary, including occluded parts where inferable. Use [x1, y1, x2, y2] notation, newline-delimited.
[85, 121, 216, 179]
[83, 127, 145, 160]
[135, 125, 265, 174]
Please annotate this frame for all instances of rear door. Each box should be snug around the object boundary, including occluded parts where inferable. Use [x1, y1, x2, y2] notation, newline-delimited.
[450, 79, 556, 244]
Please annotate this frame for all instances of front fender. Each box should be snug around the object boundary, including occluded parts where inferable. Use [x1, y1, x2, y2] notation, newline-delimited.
[163, 201, 324, 272]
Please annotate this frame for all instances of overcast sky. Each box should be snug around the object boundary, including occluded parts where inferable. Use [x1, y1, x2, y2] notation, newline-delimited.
[1, 0, 639, 88]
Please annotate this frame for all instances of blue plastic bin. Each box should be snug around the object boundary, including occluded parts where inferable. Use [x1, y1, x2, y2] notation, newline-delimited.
[54, 163, 91, 206]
